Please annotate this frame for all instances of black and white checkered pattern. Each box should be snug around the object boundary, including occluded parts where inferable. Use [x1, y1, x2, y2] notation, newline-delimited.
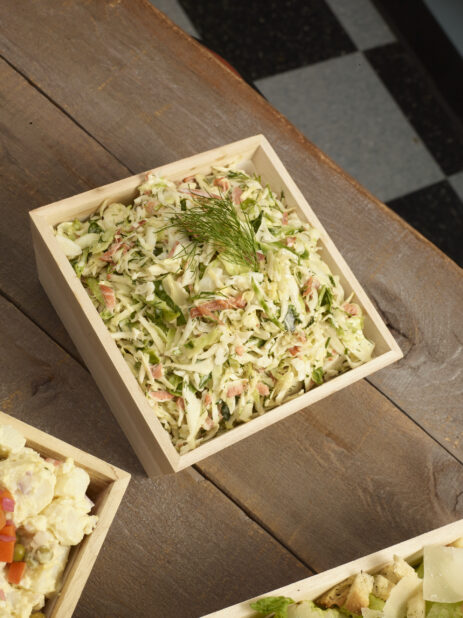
[151, 0, 463, 266]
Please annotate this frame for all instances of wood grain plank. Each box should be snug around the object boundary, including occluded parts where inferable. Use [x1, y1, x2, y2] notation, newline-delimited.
[0, 293, 310, 617]
[0, 0, 461, 462]
[0, 57, 130, 351]
[197, 379, 463, 573]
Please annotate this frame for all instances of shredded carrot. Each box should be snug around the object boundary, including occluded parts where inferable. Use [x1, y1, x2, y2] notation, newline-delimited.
[7, 561, 26, 585]
[0, 510, 6, 530]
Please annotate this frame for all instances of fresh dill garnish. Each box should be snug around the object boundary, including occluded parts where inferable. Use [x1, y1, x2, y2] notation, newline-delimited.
[169, 194, 259, 271]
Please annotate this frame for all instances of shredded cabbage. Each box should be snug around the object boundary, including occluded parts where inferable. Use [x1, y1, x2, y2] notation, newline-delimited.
[55, 165, 374, 453]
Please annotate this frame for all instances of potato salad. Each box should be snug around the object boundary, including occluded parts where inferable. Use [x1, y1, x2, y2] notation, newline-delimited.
[56, 165, 374, 453]
[0, 424, 98, 618]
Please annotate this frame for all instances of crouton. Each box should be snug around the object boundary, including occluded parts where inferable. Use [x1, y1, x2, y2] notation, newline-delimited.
[316, 576, 355, 608]
[373, 574, 395, 601]
[379, 555, 416, 583]
[343, 572, 374, 614]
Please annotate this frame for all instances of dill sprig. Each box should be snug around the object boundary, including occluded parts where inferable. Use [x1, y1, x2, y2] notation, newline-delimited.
[169, 194, 259, 271]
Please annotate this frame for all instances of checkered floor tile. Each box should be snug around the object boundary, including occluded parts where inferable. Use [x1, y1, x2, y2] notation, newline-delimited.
[255, 53, 443, 202]
[150, 0, 463, 266]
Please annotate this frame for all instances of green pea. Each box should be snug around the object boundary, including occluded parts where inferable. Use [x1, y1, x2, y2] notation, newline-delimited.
[13, 543, 25, 562]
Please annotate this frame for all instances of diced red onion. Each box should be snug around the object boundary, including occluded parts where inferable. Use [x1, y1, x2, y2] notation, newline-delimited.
[1, 498, 14, 512]
[0, 534, 15, 542]
[0, 589, 5, 601]
[5, 520, 13, 526]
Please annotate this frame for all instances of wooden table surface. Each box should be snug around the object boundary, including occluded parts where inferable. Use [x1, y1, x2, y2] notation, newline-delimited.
[1, 1, 462, 616]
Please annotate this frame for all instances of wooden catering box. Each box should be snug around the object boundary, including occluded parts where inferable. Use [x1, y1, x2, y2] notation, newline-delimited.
[204, 519, 463, 617]
[29, 135, 402, 477]
[0, 410, 130, 617]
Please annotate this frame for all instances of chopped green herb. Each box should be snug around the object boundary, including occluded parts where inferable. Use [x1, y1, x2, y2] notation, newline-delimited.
[218, 400, 231, 421]
[146, 307, 169, 333]
[167, 373, 183, 395]
[284, 305, 298, 332]
[317, 285, 333, 312]
[88, 221, 102, 234]
[154, 280, 186, 325]
[199, 373, 212, 389]
[198, 262, 207, 279]
[311, 367, 324, 385]
[251, 211, 263, 233]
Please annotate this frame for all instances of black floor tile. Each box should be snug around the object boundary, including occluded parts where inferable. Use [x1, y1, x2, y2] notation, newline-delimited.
[372, 0, 463, 120]
[387, 181, 463, 266]
[179, 0, 356, 81]
[366, 43, 463, 177]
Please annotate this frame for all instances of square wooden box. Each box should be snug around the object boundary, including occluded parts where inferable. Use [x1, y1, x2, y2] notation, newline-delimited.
[0, 410, 130, 617]
[204, 519, 463, 617]
[30, 135, 402, 477]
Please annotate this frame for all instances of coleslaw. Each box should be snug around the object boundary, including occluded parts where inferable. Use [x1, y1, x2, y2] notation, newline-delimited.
[55, 165, 374, 454]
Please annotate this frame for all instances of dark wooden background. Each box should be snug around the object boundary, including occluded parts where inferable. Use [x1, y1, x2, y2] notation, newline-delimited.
[0, 1, 462, 616]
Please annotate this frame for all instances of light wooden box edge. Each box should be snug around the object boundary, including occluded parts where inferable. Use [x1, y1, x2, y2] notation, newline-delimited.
[0, 410, 130, 617]
[203, 519, 463, 617]
[30, 134, 402, 476]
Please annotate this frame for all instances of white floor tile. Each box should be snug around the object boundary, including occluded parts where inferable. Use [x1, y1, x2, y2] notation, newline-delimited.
[256, 53, 444, 202]
[325, 0, 395, 50]
[448, 171, 463, 201]
[149, 0, 198, 38]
